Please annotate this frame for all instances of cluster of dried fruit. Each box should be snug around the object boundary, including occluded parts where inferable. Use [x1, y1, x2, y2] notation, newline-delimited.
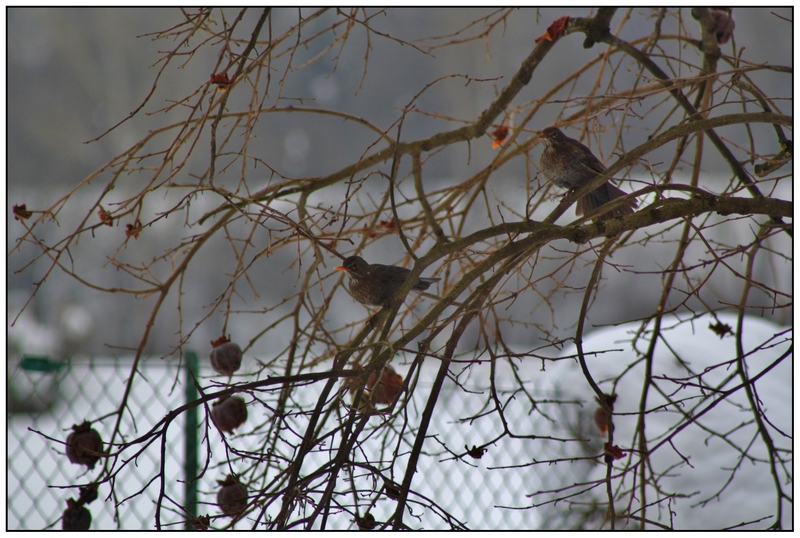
[208, 336, 248, 434]
[208, 337, 250, 522]
[62, 423, 104, 529]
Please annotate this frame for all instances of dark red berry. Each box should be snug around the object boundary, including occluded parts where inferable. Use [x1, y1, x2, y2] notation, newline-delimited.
[210, 338, 242, 376]
[65, 421, 104, 469]
[189, 515, 211, 530]
[211, 395, 247, 433]
[366, 366, 404, 405]
[356, 512, 377, 530]
[77, 483, 99, 505]
[62, 498, 91, 530]
[217, 475, 248, 517]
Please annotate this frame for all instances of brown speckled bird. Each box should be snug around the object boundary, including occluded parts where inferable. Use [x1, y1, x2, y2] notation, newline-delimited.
[335, 256, 440, 307]
[539, 127, 637, 221]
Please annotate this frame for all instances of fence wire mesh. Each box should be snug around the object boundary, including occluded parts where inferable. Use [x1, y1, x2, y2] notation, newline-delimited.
[8, 352, 588, 530]
[8, 355, 190, 529]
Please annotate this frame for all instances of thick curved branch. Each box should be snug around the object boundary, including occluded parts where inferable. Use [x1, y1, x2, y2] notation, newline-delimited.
[596, 31, 791, 236]
[546, 111, 791, 225]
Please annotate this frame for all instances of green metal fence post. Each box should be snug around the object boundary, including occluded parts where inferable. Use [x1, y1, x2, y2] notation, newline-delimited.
[184, 351, 199, 529]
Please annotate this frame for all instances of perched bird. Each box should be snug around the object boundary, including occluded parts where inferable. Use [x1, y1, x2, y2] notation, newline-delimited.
[539, 127, 637, 221]
[335, 256, 440, 307]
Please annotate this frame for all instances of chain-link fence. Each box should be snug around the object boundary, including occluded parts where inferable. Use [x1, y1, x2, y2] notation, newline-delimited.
[8, 352, 589, 530]
[8, 354, 193, 529]
[9, 313, 790, 531]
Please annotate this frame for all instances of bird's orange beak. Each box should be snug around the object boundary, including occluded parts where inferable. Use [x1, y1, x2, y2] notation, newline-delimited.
[334, 266, 347, 272]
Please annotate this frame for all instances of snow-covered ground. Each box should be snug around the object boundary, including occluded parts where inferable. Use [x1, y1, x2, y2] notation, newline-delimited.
[8, 313, 791, 530]
[536, 312, 792, 530]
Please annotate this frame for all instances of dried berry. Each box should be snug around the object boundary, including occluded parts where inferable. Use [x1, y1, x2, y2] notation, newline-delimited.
[217, 475, 248, 517]
[534, 15, 569, 44]
[490, 125, 509, 148]
[210, 72, 236, 90]
[210, 337, 242, 376]
[356, 512, 377, 530]
[593, 406, 609, 437]
[465, 445, 487, 459]
[603, 442, 625, 462]
[367, 366, 404, 405]
[65, 421, 104, 469]
[211, 395, 247, 433]
[709, 321, 733, 339]
[98, 206, 113, 226]
[62, 498, 91, 530]
[189, 514, 211, 530]
[710, 9, 734, 44]
[77, 483, 99, 505]
[13, 204, 33, 221]
[125, 219, 142, 239]
[593, 394, 617, 437]
[383, 481, 402, 500]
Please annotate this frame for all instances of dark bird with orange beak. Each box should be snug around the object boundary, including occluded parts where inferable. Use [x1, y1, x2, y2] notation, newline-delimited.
[335, 256, 440, 307]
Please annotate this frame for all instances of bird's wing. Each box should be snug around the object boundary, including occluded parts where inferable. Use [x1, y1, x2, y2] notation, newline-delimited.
[373, 264, 411, 283]
[578, 150, 607, 176]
